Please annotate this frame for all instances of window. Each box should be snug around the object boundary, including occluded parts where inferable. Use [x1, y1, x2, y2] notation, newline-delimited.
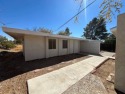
[63, 40, 68, 49]
[48, 39, 56, 49]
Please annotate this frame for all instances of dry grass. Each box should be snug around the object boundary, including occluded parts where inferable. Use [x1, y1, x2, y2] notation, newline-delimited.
[10, 45, 23, 52]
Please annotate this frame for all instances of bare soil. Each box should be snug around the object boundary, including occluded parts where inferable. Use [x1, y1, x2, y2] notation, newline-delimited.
[0, 45, 23, 53]
[93, 59, 125, 94]
[0, 49, 90, 94]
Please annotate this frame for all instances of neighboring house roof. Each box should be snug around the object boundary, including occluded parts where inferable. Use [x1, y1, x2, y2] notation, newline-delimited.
[110, 26, 117, 37]
[2, 27, 85, 40]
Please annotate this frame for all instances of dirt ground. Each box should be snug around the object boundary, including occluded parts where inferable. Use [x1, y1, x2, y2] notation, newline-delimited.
[0, 47, 90, 94]
[0, 45, 124, 94]
[10, 45, 23, 52]
[0, 45, 23, 53]
[93, 59, 125, 94]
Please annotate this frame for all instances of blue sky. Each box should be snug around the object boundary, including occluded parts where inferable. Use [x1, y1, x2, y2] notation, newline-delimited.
[0, 0, 125, 40]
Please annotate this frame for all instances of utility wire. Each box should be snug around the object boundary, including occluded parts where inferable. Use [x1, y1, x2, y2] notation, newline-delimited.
[56, 0, 96, 31]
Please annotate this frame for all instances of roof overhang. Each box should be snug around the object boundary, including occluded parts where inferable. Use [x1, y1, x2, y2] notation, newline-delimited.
[110, 27, 117, 37]
[2, 27, 85, 40]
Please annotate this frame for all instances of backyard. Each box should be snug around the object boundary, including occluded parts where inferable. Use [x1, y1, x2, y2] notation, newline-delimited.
[0, 45, 121, 94]
[0, 45, 90, 94]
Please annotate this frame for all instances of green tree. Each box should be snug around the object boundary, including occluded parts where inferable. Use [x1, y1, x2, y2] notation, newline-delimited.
[0, 36, 7, 43]
[83, 17, 109, 40]
[14, 39, 23, 44]
[0, 36, 15, 49]
[58, 27, 72, 36]
[65, 27, 72, 36]
[108, 34, 116, 39]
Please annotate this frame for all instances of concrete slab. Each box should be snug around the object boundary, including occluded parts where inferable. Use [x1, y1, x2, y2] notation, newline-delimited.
[100, 51, 115, 57]
[27, 56, 108, 94]
[82, 56, 108, 68]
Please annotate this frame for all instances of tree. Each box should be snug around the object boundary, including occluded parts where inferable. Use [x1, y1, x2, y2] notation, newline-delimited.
[83, 17, 109, 40]
[58, 27, 72, 36]
[99, 0, 122, 22]
[32, 27, 53, 34]
[14, 39, 23, 44]
[65, 27, 72, 36]
[108, 33, 116, 40]
[76, 0, 122, 22]
[0, 36, 15, 49]
[0, 36, 7, 43]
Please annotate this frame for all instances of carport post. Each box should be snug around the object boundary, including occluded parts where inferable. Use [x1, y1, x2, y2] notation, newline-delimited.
[115, 13, 125, 93]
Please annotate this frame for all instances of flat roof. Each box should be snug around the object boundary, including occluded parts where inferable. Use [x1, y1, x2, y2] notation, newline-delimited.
[2, 27, 84, 40]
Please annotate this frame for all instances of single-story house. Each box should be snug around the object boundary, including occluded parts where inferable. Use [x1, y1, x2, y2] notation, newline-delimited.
[2, 27, 100, 61]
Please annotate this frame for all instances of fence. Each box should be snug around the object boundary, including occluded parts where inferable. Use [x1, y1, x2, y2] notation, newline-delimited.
[101, 39, 116, 52]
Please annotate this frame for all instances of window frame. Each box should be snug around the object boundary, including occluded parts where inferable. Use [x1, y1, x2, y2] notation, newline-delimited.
[48, 39, 56, 49]
[62, 40, 68, 49]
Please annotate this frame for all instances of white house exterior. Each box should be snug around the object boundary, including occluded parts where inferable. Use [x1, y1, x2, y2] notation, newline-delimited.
[2, 27, 100, 61]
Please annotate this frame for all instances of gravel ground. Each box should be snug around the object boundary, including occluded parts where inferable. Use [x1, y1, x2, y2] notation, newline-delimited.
[63, 74, 108, 94]
[0, 52, 90, 94]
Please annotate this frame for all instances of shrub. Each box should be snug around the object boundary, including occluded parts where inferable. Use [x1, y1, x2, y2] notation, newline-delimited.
[101, 39, 116, 52]
[14, 39, 23, 44]
[1, 41, 15, 49]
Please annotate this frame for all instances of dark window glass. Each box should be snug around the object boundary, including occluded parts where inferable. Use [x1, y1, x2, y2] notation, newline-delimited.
[49, 39, 56, 49]
[63, 40, 68, 48]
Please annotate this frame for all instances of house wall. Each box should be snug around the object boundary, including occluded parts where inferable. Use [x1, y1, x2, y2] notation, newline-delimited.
[24, 35, 46, 61]
[115, 13, 125, 93]
[24, 35, 81, 61]
[68, 40, 74, 54]
[58, 39, 68, 56]
[45, 37, 59, 58]
[80, 40, 100, 54]
[24, 35, 100, 61]
[74, 40, 80, 53]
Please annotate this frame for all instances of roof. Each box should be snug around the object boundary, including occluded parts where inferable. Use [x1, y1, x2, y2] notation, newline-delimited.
[2, 27, 85, 40]
[110, 26, 117, 37]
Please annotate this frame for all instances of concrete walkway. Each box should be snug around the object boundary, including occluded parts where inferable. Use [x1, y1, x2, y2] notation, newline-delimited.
[100, 51, 115, 57]
[27, 56, 108, 94]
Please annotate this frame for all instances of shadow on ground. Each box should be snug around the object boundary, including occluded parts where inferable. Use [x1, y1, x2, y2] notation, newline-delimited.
[0, 51, 87, 82]
[115, 89, 125, 94]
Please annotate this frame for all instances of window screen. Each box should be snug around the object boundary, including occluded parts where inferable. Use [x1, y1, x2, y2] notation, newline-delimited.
[63, 40, 68, 48]
[49, 39, 56, 49]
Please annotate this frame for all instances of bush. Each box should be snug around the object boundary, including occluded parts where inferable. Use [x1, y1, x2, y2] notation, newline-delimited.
[101, 39, 116, 52]
[1, 41, 15, 49]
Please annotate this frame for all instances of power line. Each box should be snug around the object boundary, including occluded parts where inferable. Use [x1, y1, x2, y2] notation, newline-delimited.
[56, 0, 96, 31]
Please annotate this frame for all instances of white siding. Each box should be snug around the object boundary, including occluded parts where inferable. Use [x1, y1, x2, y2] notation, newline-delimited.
[80, 40, 100, 54]
[68, 40, 73, 54]
[73, 40, 80, 53]
[45, 37, 58, 58]
[58, 39, 68, 56]
[24, 36, 81, 61]
[24, 35, 45, 61]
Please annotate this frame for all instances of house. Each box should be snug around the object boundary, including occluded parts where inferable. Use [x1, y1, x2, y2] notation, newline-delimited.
[111, 13, 125, 93]
[2, 27, 100, 61]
